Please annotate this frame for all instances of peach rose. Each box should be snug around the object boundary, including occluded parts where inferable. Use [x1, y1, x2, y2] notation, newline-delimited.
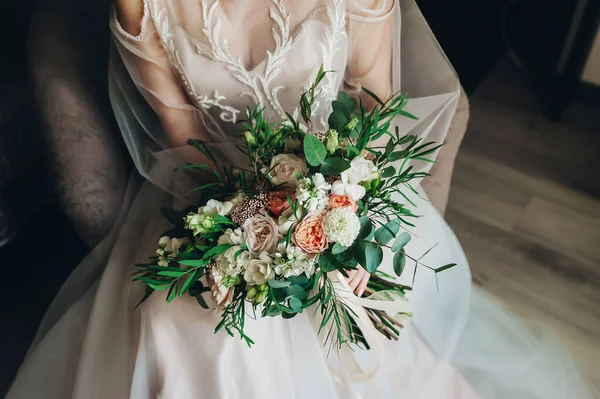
[329, 195, 358, 213]
[293, 212, 328, 254]
[266, 190, 295, 216]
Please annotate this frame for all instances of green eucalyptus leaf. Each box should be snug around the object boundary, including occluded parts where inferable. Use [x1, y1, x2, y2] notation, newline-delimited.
[289, 297, 304, 313]
[374, 219, 400, 246]
[320, 157, 351, 175]
[358, 216, 373, 240]
[393, 250, 407, 277]
[328, 110, 348, 132]
[303, 134, 327, 166]
[392, 232, 411, 252]
[268, 280, 291, 288]
[337, 91, 357, 112]
[353, 241, 384, 273]
[319, 253, 337, 272]
[331, 243, 347, 255]
[287, 285, 308, 301]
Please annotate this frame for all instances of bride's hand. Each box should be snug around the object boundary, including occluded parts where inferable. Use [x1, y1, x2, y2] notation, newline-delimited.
[346, 266, 370, 297]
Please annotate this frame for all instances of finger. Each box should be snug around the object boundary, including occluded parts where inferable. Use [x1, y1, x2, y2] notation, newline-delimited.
[347, 272, 361, 290]
[356, 272, 370, 297]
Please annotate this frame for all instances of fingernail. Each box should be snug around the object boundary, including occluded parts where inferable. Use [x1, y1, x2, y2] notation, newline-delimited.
[358, 288, 364, 296]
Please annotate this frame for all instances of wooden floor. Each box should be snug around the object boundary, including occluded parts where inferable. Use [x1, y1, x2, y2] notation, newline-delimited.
[446, 59, 600, 389]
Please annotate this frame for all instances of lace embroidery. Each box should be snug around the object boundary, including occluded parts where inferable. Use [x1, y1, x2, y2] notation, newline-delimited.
[150, 0, 239, 122]
[149, 0, 344, 125]
[114, 0, 150, 42]
[198, 0, 306, 121]
[321, 0, 346, 110]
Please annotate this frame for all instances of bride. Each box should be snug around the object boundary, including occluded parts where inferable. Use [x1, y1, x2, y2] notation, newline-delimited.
[7, 0, 596, 398]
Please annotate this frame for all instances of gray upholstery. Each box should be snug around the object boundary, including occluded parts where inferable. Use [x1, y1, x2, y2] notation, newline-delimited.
[28, 0, 469, 248]
[28, 0, 130, 247]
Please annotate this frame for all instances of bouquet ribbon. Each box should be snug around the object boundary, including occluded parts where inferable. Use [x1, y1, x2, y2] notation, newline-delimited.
[326, 271, 412, 396]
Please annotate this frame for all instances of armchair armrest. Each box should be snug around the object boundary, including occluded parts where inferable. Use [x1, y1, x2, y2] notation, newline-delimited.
[28, 0, 130, 247]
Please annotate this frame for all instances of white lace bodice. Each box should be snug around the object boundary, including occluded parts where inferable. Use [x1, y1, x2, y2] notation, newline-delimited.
[112, 0, 367, 137]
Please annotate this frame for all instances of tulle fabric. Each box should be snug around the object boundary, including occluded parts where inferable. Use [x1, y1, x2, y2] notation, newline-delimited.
[7, 0, 596, 398]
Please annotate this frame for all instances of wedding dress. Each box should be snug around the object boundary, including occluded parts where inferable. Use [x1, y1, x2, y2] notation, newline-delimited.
[7, 1, 596, 398]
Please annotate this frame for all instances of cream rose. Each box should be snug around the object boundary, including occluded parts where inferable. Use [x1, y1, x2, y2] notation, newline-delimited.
[242, 211, 279, 253]
[244, 252, 275, 285]
[269, 154, 308, 188]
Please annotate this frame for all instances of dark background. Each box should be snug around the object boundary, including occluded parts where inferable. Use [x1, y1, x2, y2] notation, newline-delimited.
[0, 0, 599, 394]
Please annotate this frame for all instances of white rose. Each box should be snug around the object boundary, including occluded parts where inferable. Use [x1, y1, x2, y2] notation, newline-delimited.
[278, 207, 304, 235]
[244, 252, 275, 285]
[269, 154, 308, 188]
[217, 228, 244, 245]
[202, 199, 234, 216]
[243, 211, 279, 253]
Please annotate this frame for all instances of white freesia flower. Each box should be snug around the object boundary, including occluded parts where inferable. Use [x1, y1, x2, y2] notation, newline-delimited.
[322, 207, 361, 247]
[344, 156, 377, 184]
[215, 245, 244, 277]
[217, 228, 244, 245]
[244, 252, 275, 285]
[202, 199, 234, 216]
[331, 156, 377, 201]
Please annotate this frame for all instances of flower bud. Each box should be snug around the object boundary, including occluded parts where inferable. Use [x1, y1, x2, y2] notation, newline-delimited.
[255, 290, 267, 303]
[345, 117, 359, 132]
[325, 129, 339, 154]
[244, 131, 257, 147]
[223, 275, 241, 288]
[247, 286, 258, 300]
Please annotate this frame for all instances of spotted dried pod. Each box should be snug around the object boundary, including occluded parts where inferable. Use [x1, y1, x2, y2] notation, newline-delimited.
[230, 193, 268, 226]
[310, 131, 327, 142]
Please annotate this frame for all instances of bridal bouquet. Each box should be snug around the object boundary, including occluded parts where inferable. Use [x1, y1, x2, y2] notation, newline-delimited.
[134, 68, 455, 348]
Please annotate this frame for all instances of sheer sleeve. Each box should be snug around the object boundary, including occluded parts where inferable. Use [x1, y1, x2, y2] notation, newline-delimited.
[345, 0, 461, 176]
[109, 0, 233, 197]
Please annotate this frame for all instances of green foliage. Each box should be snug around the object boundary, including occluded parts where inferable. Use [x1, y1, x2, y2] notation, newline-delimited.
[353, 241, 384, 273]
[303, 134, 327, 166]
[320, 157, 351, 175]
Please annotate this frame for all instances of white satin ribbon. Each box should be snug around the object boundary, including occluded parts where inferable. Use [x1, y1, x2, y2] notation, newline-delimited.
[326, 271, 412, 396]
